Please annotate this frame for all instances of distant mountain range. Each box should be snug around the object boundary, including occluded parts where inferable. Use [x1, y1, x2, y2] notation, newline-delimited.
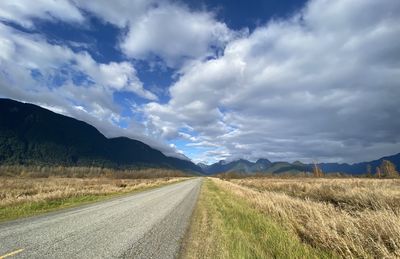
[0, 99, 202, 174]
[318, 153, 400, 174]
[201, 159, 311, 175]
[200, 153, 400, 175]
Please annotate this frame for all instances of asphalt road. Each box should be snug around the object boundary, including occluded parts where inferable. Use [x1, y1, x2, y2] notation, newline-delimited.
[0, 178, 201, 259]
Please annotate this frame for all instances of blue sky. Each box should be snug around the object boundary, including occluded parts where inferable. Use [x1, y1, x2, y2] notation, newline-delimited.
[0, 0, 399, 164]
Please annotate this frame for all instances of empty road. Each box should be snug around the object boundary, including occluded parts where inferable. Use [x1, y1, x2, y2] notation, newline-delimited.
[0, 178, 201, 259]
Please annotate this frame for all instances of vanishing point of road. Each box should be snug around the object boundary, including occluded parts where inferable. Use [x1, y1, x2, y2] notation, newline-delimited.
[0, 178, 201, 259]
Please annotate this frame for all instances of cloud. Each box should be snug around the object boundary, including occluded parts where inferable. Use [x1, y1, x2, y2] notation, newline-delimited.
[1, 0, 399, 164]
[0, 0, 84, 28]
[144, 0, 400, 163]
[0, 0, 231, 160]
[120, 3, 233, 67]
[73, 0, 158, 27]
[74, 1, 235, 68]
[0, 21, 185, 158]
[0, 23, 157, 100]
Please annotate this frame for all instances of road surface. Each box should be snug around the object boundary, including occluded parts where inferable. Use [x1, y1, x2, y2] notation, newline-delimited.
[0, 178, 201, 259]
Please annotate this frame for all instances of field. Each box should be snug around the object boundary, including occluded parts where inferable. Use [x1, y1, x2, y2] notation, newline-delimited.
[183, 177, 400, 258]
[0, 166, 187, 222]
[0, 165, 188, 178]
[182, 178, 333, 258]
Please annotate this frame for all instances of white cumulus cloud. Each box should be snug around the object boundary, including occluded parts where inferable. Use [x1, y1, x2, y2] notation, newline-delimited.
[0, 0, 84, 28]
[144, 0, 400, 163]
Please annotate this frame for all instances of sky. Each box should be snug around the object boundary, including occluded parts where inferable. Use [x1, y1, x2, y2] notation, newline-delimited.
[0, 0, 399, 164]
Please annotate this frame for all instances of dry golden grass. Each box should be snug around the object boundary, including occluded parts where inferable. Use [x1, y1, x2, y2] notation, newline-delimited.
[216, 178, 400, 258]
[0, 165, 189, 179]
[0, 173, 186, 222]
[232, 178, 400, 212]
[0, 165, 190, 221]
[0, 177, 184, 207]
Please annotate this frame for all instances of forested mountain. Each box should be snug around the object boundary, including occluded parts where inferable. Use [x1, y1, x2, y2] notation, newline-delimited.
[0, 99, 202, 173]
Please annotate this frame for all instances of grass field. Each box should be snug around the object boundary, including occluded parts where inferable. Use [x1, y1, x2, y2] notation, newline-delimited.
[0, 175, 186, 222]
[183, 177, 400, 258]
[181, 178, 333, 258]
[232, 178, 400, 212]
[225, 178, 400, 258]
[0, 165, 188, 178]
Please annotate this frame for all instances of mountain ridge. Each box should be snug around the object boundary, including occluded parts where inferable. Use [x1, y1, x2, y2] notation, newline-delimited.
[0, 98, 202, 174]
[200, 153, 400, 175]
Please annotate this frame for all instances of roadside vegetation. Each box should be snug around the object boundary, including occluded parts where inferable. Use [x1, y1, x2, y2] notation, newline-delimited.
[181, 178, 333, 259]
[0, 166, 188, 222]
[232, 178, 400, 212]
[0, 165, 188, 178]
[222, 178, 400, 258]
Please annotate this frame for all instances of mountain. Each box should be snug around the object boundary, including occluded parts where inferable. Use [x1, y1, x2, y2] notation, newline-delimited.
[197, 163, 209, 170]
[203, 158, 310, 175]
[253, 159, 272, 171]
[203, 154, 400, 175]
[204, 159, 254, 175]
[0, 99, 202, 173]
[318, 153, 400, 174]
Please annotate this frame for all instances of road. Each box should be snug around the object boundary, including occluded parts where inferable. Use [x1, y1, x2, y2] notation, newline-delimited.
[0, 178, 201, 259]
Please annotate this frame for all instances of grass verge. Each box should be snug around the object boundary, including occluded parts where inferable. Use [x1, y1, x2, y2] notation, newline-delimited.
[181, 178, 334, 259]
[0, 177, 186, 222]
